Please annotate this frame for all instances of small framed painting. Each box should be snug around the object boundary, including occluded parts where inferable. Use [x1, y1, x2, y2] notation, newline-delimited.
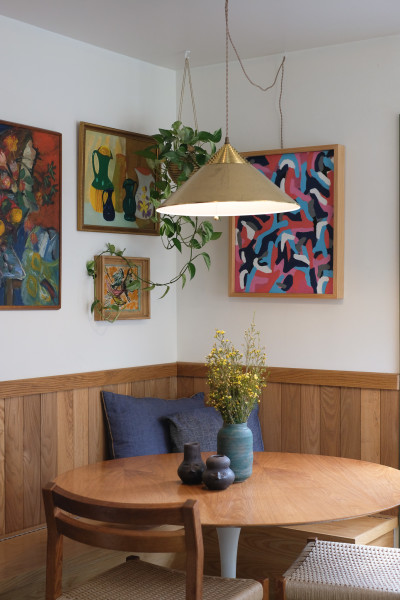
[78, 122, 158, 235]
[94, 255, 150, 321]
[229, 145, 344, 298]
[0, 120, 61, 309]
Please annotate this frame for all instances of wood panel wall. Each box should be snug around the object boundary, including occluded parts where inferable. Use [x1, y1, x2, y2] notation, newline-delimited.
[0, 366, 177, 538]
[0, 363, 398, 538]
[177, 365, 399, 468]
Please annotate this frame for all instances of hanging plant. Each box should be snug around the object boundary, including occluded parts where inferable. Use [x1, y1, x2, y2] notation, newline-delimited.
[136, 121, 223, 288]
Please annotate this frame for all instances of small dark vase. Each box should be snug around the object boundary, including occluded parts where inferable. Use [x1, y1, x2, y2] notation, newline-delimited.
[102, 189, 115, 221]
[202, 454, 235, 491]
[177, 442, 205, 485]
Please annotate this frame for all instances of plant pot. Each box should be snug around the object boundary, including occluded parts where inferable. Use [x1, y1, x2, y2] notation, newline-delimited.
[217, 422, 253, 483]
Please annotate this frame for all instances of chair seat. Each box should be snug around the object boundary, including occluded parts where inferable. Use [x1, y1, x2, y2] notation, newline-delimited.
[284, 539, 400, 599]
[58, 557, 264, 600]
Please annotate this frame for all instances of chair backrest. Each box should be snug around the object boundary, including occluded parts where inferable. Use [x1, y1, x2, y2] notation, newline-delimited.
[42, 482, 204, 600]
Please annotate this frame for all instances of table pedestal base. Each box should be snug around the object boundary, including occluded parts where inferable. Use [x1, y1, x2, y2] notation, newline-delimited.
[217, 527, 241, 578]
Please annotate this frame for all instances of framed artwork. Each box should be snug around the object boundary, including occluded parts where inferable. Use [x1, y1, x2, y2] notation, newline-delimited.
[229, 145, 344, 298]
[94, 255, 150, 321]
[78, 122, 158, 235]
[0, 120, 61, 309]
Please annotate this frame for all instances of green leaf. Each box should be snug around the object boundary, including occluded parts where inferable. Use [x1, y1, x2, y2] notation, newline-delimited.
[86, 260, 95, 277]
[190, 238, 201, 250]
[159, 128, 174, 138]
[20, 168, 26, 178]
[210, 128, 222, 142]
[202, 220, 214, 234]
[163, 218, 176, 237]
[110, 305, 120, 312]
[172, 237, 182, 252]
[211, 231, 222, 240]
[90, 300, 99, 313]
[181, 273, 186, 288]
[153, 133, 165, 144]
[202, 252, 211, 270]
[196, 154, 208, 166]
[171, 120, 182, 131]
[106, 243, 116, 254]
[187, 262, 196, 280]
[126, 280, 141, 291]
[160, 285, 170, 298]
[143, 284, 156, 291]
[182, 215, 196, 228]
[197, 131, 214, 142]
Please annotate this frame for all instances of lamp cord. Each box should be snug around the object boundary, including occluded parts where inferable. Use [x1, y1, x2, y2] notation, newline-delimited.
[178, 53, 199, 130]
[225, 0, 286, 148]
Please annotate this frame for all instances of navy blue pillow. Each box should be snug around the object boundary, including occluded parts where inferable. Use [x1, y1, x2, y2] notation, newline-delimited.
[102, 391, 205, 458]
[166, 405, 264, 452]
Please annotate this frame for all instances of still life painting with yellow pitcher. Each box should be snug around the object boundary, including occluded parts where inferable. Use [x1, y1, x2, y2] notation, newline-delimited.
[78, 122, 158, 234]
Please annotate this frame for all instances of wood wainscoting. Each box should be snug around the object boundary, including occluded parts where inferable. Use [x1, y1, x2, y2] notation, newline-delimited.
[0, 364, 177, 538]
[0, 363, 398, 538]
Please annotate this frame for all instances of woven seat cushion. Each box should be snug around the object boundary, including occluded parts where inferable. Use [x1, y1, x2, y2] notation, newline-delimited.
[59, 557, 263, 600]
[284, 539, 400, 599]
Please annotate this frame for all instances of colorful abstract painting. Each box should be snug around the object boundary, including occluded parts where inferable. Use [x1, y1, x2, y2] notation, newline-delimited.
[229, 145, 344, 298]
[78, 122, 158, 235]
[94, 255, 150, 321]
[0, 120, 61, 309]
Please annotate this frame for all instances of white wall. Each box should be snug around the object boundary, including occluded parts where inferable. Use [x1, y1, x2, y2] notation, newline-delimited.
[0, 16, 178, 382]
[1, 17, 398, 382]
[177, 36, 400, 373]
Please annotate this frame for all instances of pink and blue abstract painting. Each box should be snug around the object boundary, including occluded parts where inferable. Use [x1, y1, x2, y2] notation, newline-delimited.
[230, 145, 344, 298]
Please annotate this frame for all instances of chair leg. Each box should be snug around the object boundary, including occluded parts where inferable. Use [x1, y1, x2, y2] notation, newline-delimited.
[260, 577, 269, 600]
[274, 576, 286, 600]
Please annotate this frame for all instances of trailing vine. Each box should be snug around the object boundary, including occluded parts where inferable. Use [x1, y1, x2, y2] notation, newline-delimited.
[86, 244, 146, 322]
[138, 121, 223, 290]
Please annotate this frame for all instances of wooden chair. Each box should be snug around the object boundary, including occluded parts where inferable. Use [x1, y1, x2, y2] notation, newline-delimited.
[43, 482, 267, 600]
[275, 538, 400, 599]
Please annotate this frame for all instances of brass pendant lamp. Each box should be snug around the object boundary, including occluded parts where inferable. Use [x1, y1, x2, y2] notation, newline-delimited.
[157, 0, 299, 218]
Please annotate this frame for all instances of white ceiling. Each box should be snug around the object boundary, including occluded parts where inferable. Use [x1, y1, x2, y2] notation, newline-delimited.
[1, 0, 400, 70]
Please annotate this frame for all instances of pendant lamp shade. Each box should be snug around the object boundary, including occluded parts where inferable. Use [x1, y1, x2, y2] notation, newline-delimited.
[157, 0, 300, 219]
[156, 139, 299, 217]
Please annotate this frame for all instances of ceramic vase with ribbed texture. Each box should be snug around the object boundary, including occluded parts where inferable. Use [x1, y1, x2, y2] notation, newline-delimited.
[217, 422, 253, 482]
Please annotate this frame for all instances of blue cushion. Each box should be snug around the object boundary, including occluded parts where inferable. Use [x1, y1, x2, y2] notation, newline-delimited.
[166, 405, 264, 452]
[102, 391, 205, 458]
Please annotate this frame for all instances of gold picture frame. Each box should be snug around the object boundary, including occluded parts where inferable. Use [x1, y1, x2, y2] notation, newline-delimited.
[78, 122, 158, 235]
[94, 255, 150, 321]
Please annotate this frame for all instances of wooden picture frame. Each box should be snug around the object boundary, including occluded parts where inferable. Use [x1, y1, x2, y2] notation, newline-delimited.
[229, 145, 344, 298]
[94, 255, 150, 321]
[78, 122, 158, 235]
[0, 119, 61, 309]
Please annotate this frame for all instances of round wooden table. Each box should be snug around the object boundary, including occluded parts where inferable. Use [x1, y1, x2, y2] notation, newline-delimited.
[54, 452, 400, 577]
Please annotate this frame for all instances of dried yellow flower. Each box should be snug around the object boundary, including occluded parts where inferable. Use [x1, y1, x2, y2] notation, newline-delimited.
[205, 319, 268, 424]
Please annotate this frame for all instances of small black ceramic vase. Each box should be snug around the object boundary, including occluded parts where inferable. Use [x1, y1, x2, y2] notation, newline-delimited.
[177, 442, 206, 485]
[202, 454, 235, 491]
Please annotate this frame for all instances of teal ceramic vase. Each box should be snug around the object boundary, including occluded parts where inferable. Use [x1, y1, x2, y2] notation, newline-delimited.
[217, 422, 253, 482]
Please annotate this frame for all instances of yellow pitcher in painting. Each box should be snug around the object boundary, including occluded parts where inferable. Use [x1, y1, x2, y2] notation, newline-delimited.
[90, 146, 115, 213]
[112, 153, 127, 213]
